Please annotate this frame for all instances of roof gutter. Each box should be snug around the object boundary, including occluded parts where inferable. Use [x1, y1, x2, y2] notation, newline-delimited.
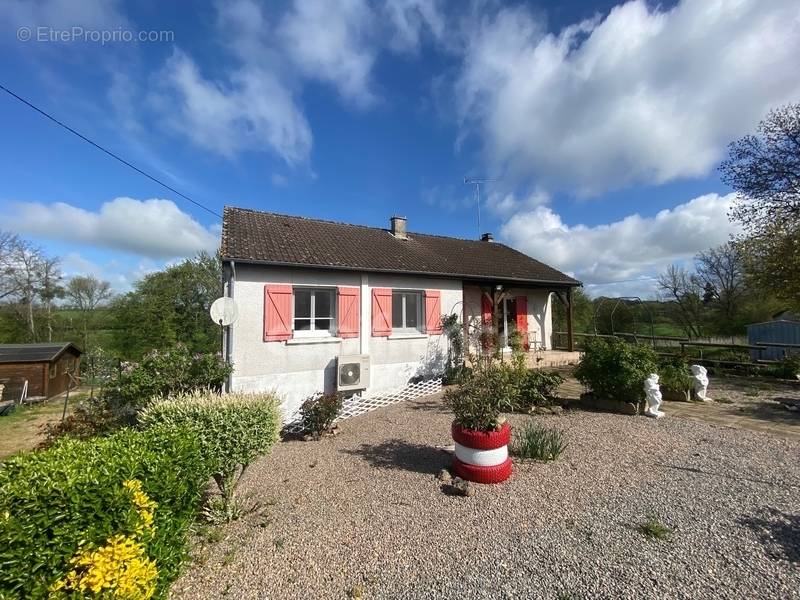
[221, 257, 582, 288]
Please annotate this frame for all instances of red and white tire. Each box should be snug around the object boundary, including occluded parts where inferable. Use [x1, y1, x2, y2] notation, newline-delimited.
[454, 442, 508, 467]
[451, 421, 510, 450]
[452, 457, 513, 485]
[451, 421, 512, 484]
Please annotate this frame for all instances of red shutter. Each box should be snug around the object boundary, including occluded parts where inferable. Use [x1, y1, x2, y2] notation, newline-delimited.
[515, 295, 529, 350]
[425, 290, 442, 334]
[481, 293, 492, 325]
[371, 288, 392, 336]
[338, 287, 360, 338]
[264, 284, 292, 341]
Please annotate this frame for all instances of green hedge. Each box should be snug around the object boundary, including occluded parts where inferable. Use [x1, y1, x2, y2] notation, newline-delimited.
[139, 392, 281, 520]
[0, 426, 209, 599]
[574, 337, 658, 402]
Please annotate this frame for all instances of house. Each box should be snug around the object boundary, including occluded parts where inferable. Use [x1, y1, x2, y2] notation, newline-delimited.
[221, 207, 581, 417]
[0, 343, 82, 402]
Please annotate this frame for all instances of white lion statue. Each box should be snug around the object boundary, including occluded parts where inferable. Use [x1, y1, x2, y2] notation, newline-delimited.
[643, 373, 664, 418]
[690, 365, 711, 401]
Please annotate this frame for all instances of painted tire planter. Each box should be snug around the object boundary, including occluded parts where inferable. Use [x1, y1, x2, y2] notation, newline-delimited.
[450, 421, 512, 484]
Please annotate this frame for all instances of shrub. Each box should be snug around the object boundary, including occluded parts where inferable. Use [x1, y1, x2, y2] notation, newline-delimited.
[510, 422, 567, 461]
[103, 344, 233, 411]
[574, 338, 658, 402]
[445, 363, 516, 431]
[139, 391, 281, 521]
[767, 353, 800, 379]
[0, 426, 209, 598]
[658, 357, 694, 392]
[43, 346, 237, 446]
[515, 369, 566, 410]
[299, 392, 343, 436]
[39, 401, 122, 448]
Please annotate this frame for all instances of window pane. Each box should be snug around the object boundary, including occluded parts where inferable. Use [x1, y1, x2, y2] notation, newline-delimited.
[294, 318, 311, 331]
[392, 292, 403, 327]
[314, 318, 332, 331]
[315, 290, 333, 318]
[294, 290, 311, 318]
[406, 293, 419, 329]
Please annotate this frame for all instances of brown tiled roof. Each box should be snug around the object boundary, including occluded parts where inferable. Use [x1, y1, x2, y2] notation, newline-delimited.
[221, 207, 580, 287]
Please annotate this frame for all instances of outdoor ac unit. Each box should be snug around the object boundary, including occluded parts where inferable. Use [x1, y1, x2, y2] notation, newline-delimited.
[337, 354, 370, 392]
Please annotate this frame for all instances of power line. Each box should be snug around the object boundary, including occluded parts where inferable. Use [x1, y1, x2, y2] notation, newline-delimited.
[0, 82, 221, 219]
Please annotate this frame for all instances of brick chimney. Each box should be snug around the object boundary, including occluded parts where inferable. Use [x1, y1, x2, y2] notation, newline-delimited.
[481, 232, 494, 242]
[390, 215, 407, 240]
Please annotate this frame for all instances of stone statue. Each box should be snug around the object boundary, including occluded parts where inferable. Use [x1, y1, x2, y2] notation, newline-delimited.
[690, 365, 711, 401]
[643, 373, 664, 418]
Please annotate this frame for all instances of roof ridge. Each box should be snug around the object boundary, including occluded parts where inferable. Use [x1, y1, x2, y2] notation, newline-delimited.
[224, 205, 497, 244]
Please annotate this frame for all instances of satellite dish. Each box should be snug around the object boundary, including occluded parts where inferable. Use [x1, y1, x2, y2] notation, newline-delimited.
[210, 297, 239, 326]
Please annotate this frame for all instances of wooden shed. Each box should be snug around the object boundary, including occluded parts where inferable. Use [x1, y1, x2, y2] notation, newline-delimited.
[0, 343, 82, 402]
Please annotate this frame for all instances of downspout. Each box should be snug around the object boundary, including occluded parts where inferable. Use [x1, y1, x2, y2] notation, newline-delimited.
[224, 260, 236, 393]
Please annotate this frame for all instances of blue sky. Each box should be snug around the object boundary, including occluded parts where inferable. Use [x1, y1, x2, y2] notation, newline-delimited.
[1, 0, 798, 296]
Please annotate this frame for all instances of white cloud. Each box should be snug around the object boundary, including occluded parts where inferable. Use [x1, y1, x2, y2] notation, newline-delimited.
[154, 47, 312, 166]
[279, 0, 377, 108]
[485, 187, 550, 217]
[499, 192, 742, 296]
[383, 0, 446, 51]
[456, 0, 800, 195]
[3, 197, 219, 260]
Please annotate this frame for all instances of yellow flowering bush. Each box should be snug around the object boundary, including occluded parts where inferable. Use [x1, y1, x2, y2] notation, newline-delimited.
[0, 427, 209, 598]
[52, 534, 157, 599]
[50, 480, 160, 598]
[123, 479, 157, 537]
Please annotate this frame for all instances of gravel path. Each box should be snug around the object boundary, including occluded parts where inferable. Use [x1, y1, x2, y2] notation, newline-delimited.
[171, 395, 799, 600]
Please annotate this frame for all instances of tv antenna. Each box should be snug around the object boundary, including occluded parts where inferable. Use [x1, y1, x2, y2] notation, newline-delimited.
[464, 177, 497, 238]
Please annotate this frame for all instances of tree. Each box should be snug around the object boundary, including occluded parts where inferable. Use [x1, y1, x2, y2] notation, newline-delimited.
[110, 252, 221, 359]
[6, 240, 46, 341]
[0, 231, 21, 301]
[693, 242, 745, 330]
[38, 257, 63, 343]
[65, 275, 113, 350]
[657, 265, 704, 338]
[719, 103, 800, 309]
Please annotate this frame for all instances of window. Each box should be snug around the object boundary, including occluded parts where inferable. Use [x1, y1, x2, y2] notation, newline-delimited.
[293, 288, 335, 335]
[49, 363, 57, 378]
[392, 291, 424, 332]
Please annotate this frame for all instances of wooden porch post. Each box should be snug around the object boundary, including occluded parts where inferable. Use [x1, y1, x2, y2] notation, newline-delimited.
[566, 287, 575, 352]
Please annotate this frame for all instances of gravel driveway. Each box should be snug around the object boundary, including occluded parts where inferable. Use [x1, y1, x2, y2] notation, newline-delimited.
[171, 394, 799, 599]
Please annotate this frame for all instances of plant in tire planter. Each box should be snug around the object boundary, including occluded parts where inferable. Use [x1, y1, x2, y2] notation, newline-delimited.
[444, 366, 513, 484]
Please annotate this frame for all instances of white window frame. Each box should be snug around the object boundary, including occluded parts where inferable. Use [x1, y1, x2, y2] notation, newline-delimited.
[292, 287, 337, 338]
[392, 290, 425, 333]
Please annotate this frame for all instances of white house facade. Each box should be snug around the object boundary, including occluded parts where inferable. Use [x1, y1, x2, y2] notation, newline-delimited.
[221, 208, 580, 419]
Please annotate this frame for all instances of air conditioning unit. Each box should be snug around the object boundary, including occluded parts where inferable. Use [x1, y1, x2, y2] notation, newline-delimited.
[337, 354, 370, 392]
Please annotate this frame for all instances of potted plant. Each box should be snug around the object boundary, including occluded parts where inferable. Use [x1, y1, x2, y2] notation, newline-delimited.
[658, 358, 693, 402]
[444, 364, 513, 484]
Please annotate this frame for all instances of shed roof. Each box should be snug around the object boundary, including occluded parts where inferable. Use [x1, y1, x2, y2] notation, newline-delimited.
[221, 207, 580, 287]
[0, 343, 82, 364]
